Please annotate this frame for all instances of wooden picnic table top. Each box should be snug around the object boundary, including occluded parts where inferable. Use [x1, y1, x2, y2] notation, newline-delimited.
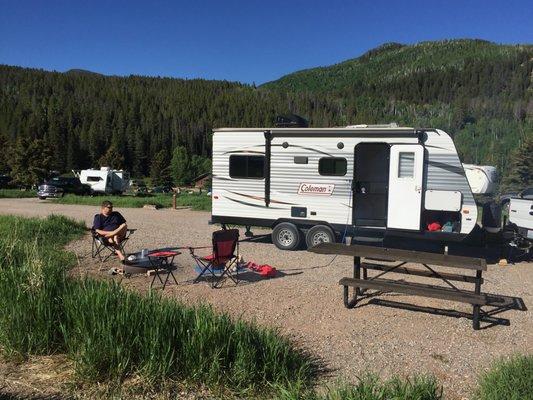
[308, 243, 487, 271]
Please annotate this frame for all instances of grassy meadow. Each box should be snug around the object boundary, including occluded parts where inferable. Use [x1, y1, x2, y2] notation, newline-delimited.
[0, 188, 36, 198]
[50, 192, 211, 210]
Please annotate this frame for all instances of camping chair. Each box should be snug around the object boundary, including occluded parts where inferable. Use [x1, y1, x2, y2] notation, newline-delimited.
[91, 228, 136, 263]
[190, 229, 240, 288]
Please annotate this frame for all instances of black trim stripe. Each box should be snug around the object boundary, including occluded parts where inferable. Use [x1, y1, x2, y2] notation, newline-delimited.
[222, 150, 265, 155]
[427, 161, 464, 175]
[274, 144, 334, 156]
[226, 190, 298, 205]
[264, 130, 272, 207]
[224, 195, 286, 210]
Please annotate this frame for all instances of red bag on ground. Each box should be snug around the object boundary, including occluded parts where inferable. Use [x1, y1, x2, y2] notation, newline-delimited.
[258, 264, 277, 278]
[245, 261, 277, 278]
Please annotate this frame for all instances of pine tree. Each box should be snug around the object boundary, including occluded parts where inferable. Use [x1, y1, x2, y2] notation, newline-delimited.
[150, 150, 171, 186]
[0, 133, 10, 173]
[98, 145, 125, 170]
[501, 135, 533, 191]
[9, 137, 54, 187]
[170, 145, 192, 186]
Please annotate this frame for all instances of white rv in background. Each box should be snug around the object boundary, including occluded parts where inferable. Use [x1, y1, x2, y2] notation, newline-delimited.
[463, 164, 498, 195]
[74, 167, 130, 194]
[211, 124, 481, 250]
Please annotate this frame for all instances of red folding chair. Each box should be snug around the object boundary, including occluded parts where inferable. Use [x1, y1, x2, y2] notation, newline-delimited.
[190, 229, 240, 288]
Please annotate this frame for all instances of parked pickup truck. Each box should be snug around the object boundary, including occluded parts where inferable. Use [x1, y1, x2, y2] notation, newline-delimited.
[37, 177, 91, 199]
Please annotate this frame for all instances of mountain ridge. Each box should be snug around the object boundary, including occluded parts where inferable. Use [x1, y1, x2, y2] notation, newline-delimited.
[0, 38, 531, 184]
[261, 39, 533, 92]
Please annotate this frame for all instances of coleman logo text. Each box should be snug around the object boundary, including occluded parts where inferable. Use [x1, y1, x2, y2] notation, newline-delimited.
[297, 183, 335, 195]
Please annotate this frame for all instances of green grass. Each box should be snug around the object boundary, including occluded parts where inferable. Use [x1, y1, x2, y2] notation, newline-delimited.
[0, 215, 86, 356]
[276, 375, 442, 400]
[0, 215, 312, 395]
[50, 192, 211, 210]
[1, 215, 530, 399]
[0, 188, 36, 198]
[475, 354, 533, 400]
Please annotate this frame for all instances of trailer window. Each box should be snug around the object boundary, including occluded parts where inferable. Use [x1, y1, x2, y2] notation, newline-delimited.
[398, 152, 414, 178]
[319, 157, 347, 176]
[229, 155, 265, 179]
[86, 176, 103, 182]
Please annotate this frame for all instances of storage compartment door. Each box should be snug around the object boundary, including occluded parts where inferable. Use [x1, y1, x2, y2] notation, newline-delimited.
[387, 145, 424, 230]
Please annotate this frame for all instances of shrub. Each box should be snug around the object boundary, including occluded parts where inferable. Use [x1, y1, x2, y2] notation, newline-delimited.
[276, 374, 442, 400]
[475, 354, 533, 400]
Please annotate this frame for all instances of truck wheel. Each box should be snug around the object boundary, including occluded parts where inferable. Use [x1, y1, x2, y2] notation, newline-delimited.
[272, 222, 301, 251]
[306, 225, 335, 248]
[38, 196, 46, 200]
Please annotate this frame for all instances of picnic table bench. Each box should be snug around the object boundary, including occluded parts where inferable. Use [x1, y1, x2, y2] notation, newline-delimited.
[309, 243, 503, 330]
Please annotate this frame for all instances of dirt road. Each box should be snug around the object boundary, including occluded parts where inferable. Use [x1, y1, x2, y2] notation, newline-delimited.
[1, 198, 531, 399]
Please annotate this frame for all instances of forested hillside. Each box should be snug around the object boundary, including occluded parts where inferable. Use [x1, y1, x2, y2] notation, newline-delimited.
[0, 39, 531, 186]
[263, 40, 533, 182]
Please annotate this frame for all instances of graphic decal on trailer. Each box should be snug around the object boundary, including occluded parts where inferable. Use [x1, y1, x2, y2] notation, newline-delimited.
[297, 183, 335, 195]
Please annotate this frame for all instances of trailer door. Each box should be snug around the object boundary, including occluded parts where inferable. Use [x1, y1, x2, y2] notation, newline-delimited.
[387, 145, 424, 230]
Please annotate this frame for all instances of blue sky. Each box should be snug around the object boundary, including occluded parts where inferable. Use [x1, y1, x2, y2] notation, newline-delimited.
[1, 0, 532, 84]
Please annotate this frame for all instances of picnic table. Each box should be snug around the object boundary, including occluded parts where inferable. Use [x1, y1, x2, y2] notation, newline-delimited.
[309, 243, 505, 330]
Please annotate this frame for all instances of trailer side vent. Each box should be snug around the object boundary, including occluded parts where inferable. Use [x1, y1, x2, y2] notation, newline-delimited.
[294, 156, 308, 164]
[291, 207, 307, 218]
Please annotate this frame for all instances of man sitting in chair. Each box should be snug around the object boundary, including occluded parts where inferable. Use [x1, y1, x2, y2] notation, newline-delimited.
[92, 200, 128, 262]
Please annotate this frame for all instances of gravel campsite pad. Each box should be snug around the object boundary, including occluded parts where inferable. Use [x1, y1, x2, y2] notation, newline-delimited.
[1, 198, 532, 399]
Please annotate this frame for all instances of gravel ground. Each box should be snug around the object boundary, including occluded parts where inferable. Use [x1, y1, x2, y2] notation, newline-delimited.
[1, 198, 532, 400]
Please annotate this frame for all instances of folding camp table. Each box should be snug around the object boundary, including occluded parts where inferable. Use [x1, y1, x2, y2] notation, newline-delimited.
[309, 243, 505, 330]
[146, 250, 180, 290]
[123, 249, 180, 290]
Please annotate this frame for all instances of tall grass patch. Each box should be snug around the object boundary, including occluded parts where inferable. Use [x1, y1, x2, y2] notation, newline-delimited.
[0, 215, 313, 395]
[62, 279, 313, 390]
[277, 375, 442, 400]
[475, 354, 533, 400]
[0, 215, 85, 356]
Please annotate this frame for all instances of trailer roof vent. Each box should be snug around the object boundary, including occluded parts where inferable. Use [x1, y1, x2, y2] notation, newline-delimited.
[275, 114, 309, 128]
[346, 123, 399, 129]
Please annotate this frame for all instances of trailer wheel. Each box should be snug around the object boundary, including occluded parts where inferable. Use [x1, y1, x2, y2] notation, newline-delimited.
[272, 222, 301, 251]
[306, 225, 335, 249]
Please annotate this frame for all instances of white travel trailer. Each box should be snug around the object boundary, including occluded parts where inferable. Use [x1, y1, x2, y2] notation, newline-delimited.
[211, 124, 480, 250]
[75, 167, 130, 194]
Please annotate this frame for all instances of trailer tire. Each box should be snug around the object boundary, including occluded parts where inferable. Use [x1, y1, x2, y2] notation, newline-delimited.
[272, 222, 301, 251]
[306, 225, 335, 249]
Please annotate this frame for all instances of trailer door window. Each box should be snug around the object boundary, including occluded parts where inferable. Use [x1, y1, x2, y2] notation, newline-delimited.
[87, 176, 103, 182]
[319, 157, 347, 176]
[398, 152, 415, 178]
[229, 155, 265, 179]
